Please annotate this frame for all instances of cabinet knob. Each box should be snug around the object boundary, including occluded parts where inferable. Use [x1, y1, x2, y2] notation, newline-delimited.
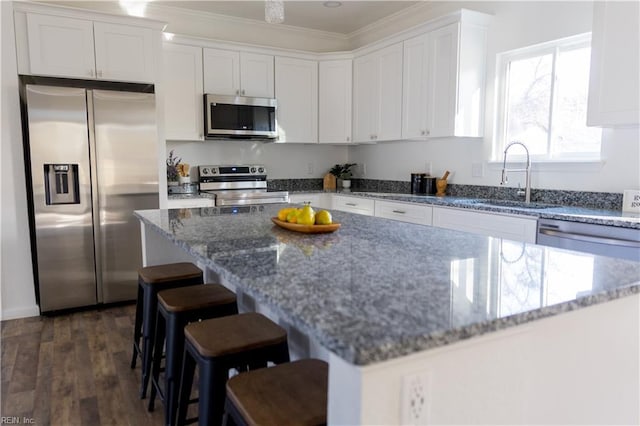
[421, 130, 426, 136]
[346, 136, 350, 142]
[241, 90, 245, 95]
[236, 90, 240, 95]
[426, 130, 430, 136]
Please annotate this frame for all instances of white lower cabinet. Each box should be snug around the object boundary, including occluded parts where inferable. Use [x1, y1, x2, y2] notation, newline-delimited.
[167, 197, 215, 209]
[288, 193, 331, 210]
[374, 200, 433, 225]
[332, 196, 375, 216]
[432, 206, 537, 243]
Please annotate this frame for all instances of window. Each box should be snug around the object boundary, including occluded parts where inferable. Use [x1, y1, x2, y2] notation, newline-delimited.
[495, 34, 601, 161]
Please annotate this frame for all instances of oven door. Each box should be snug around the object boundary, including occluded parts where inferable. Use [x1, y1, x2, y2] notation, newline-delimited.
[214, 190, 289, 206]
[205, 94, 277, 139]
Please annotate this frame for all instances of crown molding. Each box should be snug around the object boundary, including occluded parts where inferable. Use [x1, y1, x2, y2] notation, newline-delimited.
[346, 1, 437, 41]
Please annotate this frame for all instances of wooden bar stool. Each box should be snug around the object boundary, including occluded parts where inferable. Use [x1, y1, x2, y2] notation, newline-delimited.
[148, 284, 238, 426]
[224, 359, 328, 426]
[176, 313, 290, 426]
[130, 262, 203, 399]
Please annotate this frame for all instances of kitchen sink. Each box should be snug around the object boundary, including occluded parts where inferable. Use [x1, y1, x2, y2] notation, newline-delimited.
[471, 199, 557, 209]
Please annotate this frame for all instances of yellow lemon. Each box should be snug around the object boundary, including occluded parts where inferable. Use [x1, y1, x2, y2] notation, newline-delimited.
[278, 207, 294, 221]
[286, 208, 301, 223]
[315, 210, 332, 225]
[297, 203, 315, 225]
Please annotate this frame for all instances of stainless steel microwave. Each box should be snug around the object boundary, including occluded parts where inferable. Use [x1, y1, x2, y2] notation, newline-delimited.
[204, 94, 278, 140]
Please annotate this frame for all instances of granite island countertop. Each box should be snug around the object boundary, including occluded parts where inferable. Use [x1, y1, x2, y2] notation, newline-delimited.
[136, 205, 640, 366]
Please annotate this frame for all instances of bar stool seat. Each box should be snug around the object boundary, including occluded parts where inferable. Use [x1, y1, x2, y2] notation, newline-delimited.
[176, 312, 290, 426]
[130, 262, 203, 399]
[148, 284, 238, 426]
[224, 359, 328, 426]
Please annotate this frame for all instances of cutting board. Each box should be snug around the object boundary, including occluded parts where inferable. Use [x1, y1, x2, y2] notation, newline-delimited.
[323, 173, 336, 191]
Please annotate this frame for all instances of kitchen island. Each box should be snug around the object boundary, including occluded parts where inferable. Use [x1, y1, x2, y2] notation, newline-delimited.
[135, 205, 640, 424]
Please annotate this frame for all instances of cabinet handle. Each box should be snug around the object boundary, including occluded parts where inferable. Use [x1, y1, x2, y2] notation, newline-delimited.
[421, 130, 426, 136]
[392, 210, 406, 214]
[236, 90, 240, 95]
[346, 137, 350, 142]
[346, 202, 357, 206]
[241, 89, 245, 95]
[426, 130, 430, 136]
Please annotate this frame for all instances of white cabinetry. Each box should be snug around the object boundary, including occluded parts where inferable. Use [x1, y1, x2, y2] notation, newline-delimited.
[402, 15, 488, 139]
[163, 43, 204, 141]
[319, 60, 352, 144]
[289, 193, 331, 209]
[275, 57, 318, 143]
[374, 200, 433, 225]
[332, 196, 375, 216]
[587, 1, 640, 126]
[167, 197, 215, 209]
[353, 43, 403, 142]
[432, 207, 537, 243]
[203, 48, 274, 98]
[24, 13, 154, 82]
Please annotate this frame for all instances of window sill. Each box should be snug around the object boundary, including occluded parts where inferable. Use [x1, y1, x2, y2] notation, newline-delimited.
[487, 158, 605, 172]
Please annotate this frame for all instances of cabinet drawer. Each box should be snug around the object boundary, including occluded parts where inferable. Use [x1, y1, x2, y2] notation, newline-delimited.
[432, 206, 537, 243]
[333, 196, 374, 216]
[374, 200, 432, 225]
[167, 197, 215, 208]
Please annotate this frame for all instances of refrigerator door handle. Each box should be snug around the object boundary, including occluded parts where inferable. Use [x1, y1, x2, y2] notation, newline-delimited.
[87, 90, 104, 304]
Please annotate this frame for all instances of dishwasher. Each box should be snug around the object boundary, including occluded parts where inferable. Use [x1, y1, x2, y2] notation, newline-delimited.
[537, 219, 640, 262]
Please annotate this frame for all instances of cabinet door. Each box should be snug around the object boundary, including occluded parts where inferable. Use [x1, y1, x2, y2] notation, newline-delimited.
[376, 42, 403, 141]
[163, 43, 204, 141]
[402, 34, 429, 139]
[275, 57, 318, 143]
[93, 22, 154, 83]
[26, 13, 95, 79]
[432, 206, 537, 243]
[319, 59, 353, 144]
[427, 23, 459, 138]
[240, 52, 275, 98]
[587, 1, 640, 126]
[203, 48, 240, 95]
[353, 53, 379, 142]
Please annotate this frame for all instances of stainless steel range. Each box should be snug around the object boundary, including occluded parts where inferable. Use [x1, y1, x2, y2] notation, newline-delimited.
[198, 164, 288, 206]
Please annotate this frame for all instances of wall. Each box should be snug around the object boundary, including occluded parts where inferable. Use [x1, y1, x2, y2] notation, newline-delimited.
[1, 1, 39, 320]
[167, 140, 348, 180]
[349, 1, 640, 193]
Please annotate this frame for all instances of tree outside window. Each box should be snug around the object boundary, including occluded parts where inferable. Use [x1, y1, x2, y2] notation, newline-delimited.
[497, 34, 601, 160]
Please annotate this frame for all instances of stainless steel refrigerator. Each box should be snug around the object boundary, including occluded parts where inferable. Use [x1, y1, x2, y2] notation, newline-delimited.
[23, 84, 158, 312]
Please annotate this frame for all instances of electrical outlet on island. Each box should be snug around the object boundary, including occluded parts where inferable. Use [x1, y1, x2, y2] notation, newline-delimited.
[401, 371, 430, 425]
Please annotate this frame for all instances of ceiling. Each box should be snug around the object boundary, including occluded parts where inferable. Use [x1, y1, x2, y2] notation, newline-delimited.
[137, 1, 420, 35]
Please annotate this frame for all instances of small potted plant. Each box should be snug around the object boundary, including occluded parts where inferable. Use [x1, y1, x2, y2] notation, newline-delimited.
[330, 163, 357, 189]
[166, 149, 181, 186]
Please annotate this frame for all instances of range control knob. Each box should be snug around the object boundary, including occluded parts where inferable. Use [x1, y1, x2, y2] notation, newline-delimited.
[258, 167, 265, 174]
[201, 168, 209, 175]
[211, 168, 218, 174]
[250, 167, 257, 174]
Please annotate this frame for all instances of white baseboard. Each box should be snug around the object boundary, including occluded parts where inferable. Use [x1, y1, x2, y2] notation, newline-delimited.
[1, 304, 40, 321]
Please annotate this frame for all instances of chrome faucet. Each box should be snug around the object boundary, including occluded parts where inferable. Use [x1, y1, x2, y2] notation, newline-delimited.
[500, 141, 531, 203]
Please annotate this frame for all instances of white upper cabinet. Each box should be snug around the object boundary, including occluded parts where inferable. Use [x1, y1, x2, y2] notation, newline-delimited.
[25, 13, 154, 83]
[353, 42, 403, 142]
[203, 48, 274, 98]
[319, 59, 352, 144]
[587, 1, 640, 126]
[163, 42, 204, 141]
[275, 56, 318, 143]
[402, 16, 488, 139]
[26, 14, 95, 80]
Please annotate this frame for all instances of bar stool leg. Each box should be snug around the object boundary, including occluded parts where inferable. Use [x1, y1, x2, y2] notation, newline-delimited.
[164, 313, 183, 426]
[148, 309, 166, 412]
[176, 346, 197, 426]
[140, 284, 158, 399]
[199, 360, 228, 426]
[131, 283, 144, 369]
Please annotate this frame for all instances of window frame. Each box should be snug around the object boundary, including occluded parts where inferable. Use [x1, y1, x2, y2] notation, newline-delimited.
[493, 33, 601, 162]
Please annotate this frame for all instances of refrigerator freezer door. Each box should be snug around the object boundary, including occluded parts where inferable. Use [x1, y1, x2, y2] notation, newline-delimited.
[26, 85, 98, 311]
[92, 90, 158, 303]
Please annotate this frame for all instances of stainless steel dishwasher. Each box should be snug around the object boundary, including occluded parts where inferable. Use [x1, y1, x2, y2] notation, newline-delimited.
[537, 219, 640, 262]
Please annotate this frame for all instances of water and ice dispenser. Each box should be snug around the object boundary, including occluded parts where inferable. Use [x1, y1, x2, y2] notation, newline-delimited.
[44, 163, 80, 205]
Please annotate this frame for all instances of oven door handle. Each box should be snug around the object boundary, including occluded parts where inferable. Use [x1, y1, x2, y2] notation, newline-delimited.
[538, 227, 640, 248]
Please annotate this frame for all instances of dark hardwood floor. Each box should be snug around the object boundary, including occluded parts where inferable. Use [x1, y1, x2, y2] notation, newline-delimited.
[1, 303, 166, 425]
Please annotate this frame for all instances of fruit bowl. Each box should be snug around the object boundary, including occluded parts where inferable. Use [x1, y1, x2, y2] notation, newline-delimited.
[271, 217, 341, 234]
